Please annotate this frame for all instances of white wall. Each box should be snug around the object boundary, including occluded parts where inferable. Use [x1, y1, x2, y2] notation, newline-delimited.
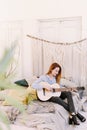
[0, 0, 87, 20]
[0, 0, 87, 79]
[22, 20, 39, 79]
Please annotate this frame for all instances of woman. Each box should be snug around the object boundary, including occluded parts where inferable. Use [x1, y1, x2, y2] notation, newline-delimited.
[32, 62, 86, 125]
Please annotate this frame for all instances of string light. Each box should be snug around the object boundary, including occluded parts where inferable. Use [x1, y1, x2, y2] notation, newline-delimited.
[27, 34, 87, 45]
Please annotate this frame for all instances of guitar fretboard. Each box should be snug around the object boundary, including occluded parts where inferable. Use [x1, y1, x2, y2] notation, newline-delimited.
[52, 86, 84, 92]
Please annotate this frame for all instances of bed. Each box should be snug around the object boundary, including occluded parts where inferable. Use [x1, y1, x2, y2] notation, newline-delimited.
[0, 77, 87, 130]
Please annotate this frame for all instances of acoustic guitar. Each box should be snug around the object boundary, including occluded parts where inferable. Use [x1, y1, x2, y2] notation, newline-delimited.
[37, 82, 85, 101]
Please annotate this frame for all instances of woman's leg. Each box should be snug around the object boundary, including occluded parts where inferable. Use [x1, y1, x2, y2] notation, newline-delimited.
[49, 95, 80, 125]
[49, 96, 69, 111]
[49, 91, 75, 113]
[60, 91, 80, 125]
[60, 91, 76, 113]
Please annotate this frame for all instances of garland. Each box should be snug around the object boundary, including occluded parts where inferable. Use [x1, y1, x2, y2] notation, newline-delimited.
[27, 34, 87, 45]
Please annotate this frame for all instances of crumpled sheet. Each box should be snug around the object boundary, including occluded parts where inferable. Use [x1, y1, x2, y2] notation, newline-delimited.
[0, 105, 20, 123]
[14, 100, 76, 130]
[0, 93, 87, 130]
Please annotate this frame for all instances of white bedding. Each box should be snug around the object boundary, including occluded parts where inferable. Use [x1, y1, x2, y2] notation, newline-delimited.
[0, 98, 87, 130]
[14, 100, 87, 130]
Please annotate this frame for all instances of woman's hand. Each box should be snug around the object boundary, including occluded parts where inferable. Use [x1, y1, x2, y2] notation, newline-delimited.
[71, 88, 78, 92]
[40, 82, 52, 91]
[44, 85, 52, 91]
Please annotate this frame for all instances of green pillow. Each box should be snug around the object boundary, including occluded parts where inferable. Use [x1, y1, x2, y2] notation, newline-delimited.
[14, 79, 29, 87]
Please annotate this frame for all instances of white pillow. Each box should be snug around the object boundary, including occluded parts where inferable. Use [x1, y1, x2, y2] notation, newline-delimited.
[60, 78, 77, 88]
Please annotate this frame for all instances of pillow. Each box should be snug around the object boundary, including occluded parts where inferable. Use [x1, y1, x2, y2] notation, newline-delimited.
[2, 86, 37, 106]
[28, 76, 38, 85]
[14, 79, 29, 87]
[60, 78, 77, 87]
[2, 88, 29, 105]
[26, 85, 37, 103]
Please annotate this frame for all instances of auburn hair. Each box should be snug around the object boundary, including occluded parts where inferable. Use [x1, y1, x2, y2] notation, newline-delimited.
[46, 62, 62, 83]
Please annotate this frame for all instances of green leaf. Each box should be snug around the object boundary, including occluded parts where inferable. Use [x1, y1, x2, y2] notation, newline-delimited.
[0, 110, 10, 130]
[5, 95, 26, 112]
[0, 42, 16, 74]
[0, 40, 26, 129]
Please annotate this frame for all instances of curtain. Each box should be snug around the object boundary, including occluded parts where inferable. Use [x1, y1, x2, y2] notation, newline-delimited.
[32, 38, 87, 86]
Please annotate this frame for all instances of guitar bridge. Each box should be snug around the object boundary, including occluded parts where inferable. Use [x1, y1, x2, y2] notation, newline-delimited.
[53, 88, 55, 92]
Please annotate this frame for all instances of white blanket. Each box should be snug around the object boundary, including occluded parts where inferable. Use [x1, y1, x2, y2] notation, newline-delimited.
[14, 100, 87, 130]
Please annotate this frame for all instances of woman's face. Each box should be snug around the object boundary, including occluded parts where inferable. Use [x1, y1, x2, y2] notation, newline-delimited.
[51, 67, 60, 77]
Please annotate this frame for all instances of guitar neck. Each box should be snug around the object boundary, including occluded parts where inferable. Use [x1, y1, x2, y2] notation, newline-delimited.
[53, 87, 72, 92]
[53, 86, 84, 92]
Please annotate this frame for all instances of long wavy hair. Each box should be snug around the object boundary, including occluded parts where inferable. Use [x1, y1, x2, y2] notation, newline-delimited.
[46, 62, 62, 83]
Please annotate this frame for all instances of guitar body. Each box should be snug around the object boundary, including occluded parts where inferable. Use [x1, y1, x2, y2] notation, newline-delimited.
[37, 82, 61, 101]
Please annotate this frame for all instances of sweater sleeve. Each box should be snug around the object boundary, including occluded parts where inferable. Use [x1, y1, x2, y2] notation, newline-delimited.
[32, 75, 46, 90]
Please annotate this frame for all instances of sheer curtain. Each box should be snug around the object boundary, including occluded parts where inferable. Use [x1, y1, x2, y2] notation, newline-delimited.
[32, 38, 87, 86]
[31, 17, 87, 87]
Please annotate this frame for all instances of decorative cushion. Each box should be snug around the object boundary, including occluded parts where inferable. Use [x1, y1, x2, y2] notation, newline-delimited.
[60, 78, 77, 87]
[26, 85, 37, 103]
[2, 88, 28, 105]
[14, 79, 29, 87]
[2, 86, 37, 106]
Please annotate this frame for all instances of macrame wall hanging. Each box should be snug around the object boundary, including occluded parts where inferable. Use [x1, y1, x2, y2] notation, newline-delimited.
[27, 34, 87, 86]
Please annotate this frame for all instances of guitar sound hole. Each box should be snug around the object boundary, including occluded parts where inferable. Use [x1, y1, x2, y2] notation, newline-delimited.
[43, 88, 45, 95]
